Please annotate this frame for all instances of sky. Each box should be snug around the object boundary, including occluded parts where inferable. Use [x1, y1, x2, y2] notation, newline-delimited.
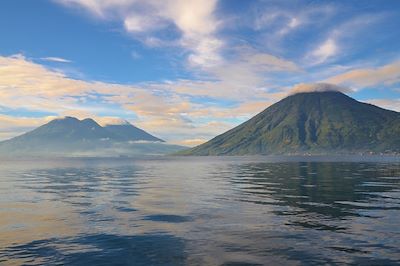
[0, 0, 399, 145]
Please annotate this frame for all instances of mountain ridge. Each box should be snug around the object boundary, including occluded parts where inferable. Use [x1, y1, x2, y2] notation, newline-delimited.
[0, 117, 184, 156]
[179, 91, 400, 155]
[104, 124, 164, 142]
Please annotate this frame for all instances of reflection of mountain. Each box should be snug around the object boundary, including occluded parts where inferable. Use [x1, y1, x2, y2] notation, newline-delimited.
[228, 162, 400, 225]
[180, 91, 400, 155]
[2, 233, 187, 265]
[1, 158, 400, 265]
[0, 117, 184, 156]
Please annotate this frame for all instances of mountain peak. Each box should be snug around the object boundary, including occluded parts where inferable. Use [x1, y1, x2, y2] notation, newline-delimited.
[288, 83, 351, 95]
[0, 115, 172, 156]
[82, 118, 96, 122]
[284, 90, 353, 103]
[53, 116, 99, 124]
[101, 118, 131, 126]
[288, 90, 348, 99]
[54, 116, 79, 121]
[81, 118, 100, 126]
[180, 92, 400, 155]
[45, 116, 164, 142]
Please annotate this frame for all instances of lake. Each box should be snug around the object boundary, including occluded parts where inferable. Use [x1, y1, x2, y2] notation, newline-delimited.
[0, 156, 400, 265]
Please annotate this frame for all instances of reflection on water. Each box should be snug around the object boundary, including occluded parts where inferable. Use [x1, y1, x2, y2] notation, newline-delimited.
[0, 156, 399, 265]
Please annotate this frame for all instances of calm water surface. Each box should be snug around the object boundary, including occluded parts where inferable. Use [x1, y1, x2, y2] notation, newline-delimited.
[0, 156, 400, 265]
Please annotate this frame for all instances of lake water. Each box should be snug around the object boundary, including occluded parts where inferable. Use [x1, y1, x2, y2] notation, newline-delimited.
[0, 156, 400, 265]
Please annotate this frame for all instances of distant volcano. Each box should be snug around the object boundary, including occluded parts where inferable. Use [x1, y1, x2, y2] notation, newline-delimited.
[0, 117, 184, 156]
[179, 91, 400, 155]
[103, 120, 164, 142]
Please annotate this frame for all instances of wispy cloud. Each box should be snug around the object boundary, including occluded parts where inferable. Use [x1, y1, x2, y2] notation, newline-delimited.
[0, 114, 57, 140]
[57, 0, 222, 69]
[0, 54, 286, 144]
[2, 1, 399, 144]
[306, 12, 387, 65]
[40, 57, 72, 63]
[309, 38, 338, 65]
[365, 98, 400, 112]
[3, 52, 398, 143]
[249, 3, 336, 54]
[327, 61, 400, 88]
[289, 83, 351, 95]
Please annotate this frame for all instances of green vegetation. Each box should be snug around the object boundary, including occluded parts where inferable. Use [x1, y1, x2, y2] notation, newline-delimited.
[179, 91, 400, 155]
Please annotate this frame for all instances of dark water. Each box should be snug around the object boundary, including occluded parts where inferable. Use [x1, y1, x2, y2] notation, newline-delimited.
[0, 156, 400, 265]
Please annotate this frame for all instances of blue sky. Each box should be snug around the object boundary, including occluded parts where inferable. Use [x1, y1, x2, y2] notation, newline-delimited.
[0, 0, 399, 145]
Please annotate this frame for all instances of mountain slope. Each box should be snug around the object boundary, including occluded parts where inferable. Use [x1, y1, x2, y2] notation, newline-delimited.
[104, 122, 164, 142]
[0, 117, 183, 156]
[0, 117, 110, 152]
[180, 91, 400, 155]
[20, 117, 110, 140]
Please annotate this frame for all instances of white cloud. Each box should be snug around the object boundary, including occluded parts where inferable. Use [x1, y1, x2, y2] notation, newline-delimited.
[175, 138, 207, 147]
[40, 57, 72, 63]
[253, 4, 335, 31]
[95, 117, 130, 126]
[1, 53, 397, 144]
[56, 0, 222, 68]
[365, 98, 400, 112]
[288, 17, 300, 28]
[0, 115, 57, 141]
[288, 83, 351, 95]
[53, 0, 301, 106]
[326, 61, 400, 88]
[306, 13, 386, 66]
[130, 51, 141, 59]
[310, 38, 338, 64]
[250, 3, 336, 54]
[0, 54, 285, 143]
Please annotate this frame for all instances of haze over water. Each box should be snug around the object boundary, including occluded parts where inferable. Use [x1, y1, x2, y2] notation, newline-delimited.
[0, 156, 400, 265]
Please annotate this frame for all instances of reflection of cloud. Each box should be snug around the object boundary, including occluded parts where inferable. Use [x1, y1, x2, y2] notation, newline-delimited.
[0, 200, 81, 249]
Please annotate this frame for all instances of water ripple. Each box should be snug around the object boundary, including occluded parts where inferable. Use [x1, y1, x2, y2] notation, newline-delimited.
[0, 157, 399, 265]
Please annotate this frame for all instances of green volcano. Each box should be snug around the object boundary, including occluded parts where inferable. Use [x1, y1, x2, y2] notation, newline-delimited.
[180, 91, 400, 155]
